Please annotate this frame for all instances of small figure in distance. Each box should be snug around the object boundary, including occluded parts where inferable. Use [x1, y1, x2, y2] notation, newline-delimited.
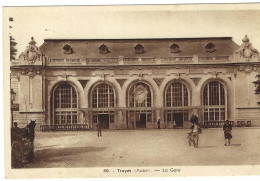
[157, 119, 160, 129]
[223, 120, 232, 146]
[97, 120, 102, 137]
[173, 120, 176, 129]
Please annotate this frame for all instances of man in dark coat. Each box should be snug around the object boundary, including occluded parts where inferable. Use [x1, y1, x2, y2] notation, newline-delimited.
[223, 120, 232, 146]
[157, 119, 160, 129]
[97, 121, 102, 137]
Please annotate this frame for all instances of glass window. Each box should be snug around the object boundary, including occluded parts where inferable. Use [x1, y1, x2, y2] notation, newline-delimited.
[53, 83, 78, 124]
[92, 83, 115, 108]
[165, 82, 188, 107]
[203, 81, 226, 121]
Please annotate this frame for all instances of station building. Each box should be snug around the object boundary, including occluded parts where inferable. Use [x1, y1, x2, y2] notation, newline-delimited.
[10, 36, 260, 130]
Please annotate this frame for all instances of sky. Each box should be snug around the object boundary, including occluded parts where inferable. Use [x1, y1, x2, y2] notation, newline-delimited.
[4, 5, 260, 58]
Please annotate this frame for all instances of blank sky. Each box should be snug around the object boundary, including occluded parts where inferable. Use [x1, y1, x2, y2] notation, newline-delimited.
[4, 5, 260, 56]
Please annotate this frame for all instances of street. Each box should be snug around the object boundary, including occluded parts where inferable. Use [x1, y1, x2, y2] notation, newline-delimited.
[25, 128, 260, 168]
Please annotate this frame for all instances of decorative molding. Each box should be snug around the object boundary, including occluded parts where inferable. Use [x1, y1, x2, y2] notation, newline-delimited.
[170, 43, 181, 53]
[115, 79, 127, 87]
[78, 80, 89, 89]
[235, 35, 258, 58]
[63, 44, 75, 55]
[153, 78, 164, 87]
[205, 42, 216, 53]
[20, 68, 41, 77]
[19, 37, 42, 64]
[190, 78, 201, 86]
[99, 44, 110, 54]
[134, 44, 145, 54]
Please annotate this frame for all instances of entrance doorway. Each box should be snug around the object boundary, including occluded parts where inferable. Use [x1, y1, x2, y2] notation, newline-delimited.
[173, 113, 183, 127]
[98, 114, 109, 129]
[136, 113, 146, 128]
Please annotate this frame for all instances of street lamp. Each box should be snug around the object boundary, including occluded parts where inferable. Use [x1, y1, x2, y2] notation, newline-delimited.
[10, 88, 16, 128]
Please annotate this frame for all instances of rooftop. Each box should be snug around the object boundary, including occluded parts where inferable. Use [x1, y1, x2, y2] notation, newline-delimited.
[40, 37, 239, 59]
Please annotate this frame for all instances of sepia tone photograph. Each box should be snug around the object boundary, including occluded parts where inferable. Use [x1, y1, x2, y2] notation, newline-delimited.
[3, 3, 260, 178]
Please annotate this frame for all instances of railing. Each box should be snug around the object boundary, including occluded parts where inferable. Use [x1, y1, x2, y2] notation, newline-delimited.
[141, 57, 156, 63]
[46, 55, 231, 66]
[86, 58, 118, 64]
[123, 58, 139, 64]
[202, 120, 252, 128]
[48, 58, 81, 64]
[162, 57, 193, 63]
[198, 55, 230, 62]
[203, 121, 234, 128]
[40, 124, 89, 131]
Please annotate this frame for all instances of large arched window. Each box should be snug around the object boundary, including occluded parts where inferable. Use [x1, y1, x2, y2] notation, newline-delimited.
[91, 83, 115, 127]
[129, 82, 152, 107]
[53, 83, 78, 124]
[165, 81, 189, 127]
[91, 83, 115, 108]
[203, 81, 226, 121]
[166, 82, 188, 107]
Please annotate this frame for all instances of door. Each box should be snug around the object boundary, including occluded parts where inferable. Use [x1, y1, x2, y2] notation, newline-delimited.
[136, 113, 146, 128]
[173, 113, 183, 127]
[98, 114, 109, 129]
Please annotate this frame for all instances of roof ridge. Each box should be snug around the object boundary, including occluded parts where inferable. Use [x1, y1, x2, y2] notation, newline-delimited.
[44, 37, 233, 41]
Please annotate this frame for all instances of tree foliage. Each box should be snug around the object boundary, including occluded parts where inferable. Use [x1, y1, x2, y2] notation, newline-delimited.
[10, 36, 17, 61]
[253, 80, 260, 94]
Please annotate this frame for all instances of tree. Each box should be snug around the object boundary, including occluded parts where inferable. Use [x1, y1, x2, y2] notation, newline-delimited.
[253, 79, 260, 94]
[10, 36, 17, 61]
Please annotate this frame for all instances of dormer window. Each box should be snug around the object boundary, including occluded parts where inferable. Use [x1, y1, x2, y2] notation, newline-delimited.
[205, 42, 216, 53]
[63, 44, 74, 55]
[99, 44, 110, 54]
[170, 43, 181, 53]
[135, 44, 145, 54]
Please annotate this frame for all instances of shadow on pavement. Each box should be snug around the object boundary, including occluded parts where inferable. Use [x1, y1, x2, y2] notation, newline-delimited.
[34, 146, 107, 161]
[197, 146, 216, 148]
[231, 144, 241, 146]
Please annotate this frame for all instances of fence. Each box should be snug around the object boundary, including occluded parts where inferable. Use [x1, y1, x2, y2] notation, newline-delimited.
[203, 121, 251, 128]
[40, 124, 89, 131]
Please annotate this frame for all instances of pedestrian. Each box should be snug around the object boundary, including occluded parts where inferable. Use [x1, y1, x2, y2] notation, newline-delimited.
[223, 120, 232, 146]
[191, 122, 201, 147]
[97, 120, 102, 137]
[189, 115, 202, 148]
[157, 119, 160, 129]
[173, 120, 176, 129]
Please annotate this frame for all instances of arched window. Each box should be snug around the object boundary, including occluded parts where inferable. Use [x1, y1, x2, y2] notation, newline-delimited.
[165, 82, 189, 127]
[91, 83, 115, 127]
[129, 82, 151, 107]
[92, 83, 115, 108]
[203, 81, 226, 121]
[166, 82, 188, 107]
[53, 83, 78, 124]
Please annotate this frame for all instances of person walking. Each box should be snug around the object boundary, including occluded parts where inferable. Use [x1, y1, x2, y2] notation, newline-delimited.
[157, 119, 160, 129]
[191, 122, 201, 147]
[189, 115, 202, 148]
[223, 120, 232, 146]
[173, 120, 177, 129]
[97, 120, 102, 137]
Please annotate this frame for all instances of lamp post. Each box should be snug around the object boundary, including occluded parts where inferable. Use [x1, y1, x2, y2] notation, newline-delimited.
[10, 88, 16, 128]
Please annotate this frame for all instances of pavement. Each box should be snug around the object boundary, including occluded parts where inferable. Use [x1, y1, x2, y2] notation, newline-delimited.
[25, 127, 260, 168]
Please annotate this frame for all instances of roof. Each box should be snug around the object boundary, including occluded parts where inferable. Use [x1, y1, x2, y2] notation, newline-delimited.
[39, 37, 240, 58]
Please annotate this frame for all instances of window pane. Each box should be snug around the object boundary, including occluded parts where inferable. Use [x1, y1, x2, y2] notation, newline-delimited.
[166, 82, 188, 107]
[203, 81, 226, 121]
[92, 83, 115, 108]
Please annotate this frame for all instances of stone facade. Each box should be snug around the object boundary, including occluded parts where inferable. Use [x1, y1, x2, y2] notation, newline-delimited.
[10, 36, 260, 130]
